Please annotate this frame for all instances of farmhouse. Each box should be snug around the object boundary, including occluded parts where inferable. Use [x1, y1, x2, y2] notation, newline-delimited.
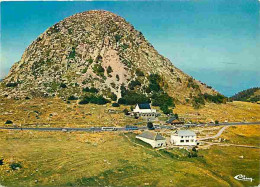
[166, 117, 184, 125]
[171, 130, 197, 146]
[136, 131, 166, 148]
[133, 103, 157, 117]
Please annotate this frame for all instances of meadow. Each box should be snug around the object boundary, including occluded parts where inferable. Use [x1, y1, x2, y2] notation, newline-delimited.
[0, 97, 259, 128]
[0, 125, 259, 186]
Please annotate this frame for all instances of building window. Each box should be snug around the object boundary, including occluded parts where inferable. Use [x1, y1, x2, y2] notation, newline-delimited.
[180, 140, 184, 143]
[181, 136, 183, 138]
[191, 139, 194, 142]
[186, 140, 189, 142]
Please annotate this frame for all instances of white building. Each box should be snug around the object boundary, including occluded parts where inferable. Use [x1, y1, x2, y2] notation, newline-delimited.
[133, 103, 157, 118]
[136, 131, 165, 148]
[171, 130, 197, 146]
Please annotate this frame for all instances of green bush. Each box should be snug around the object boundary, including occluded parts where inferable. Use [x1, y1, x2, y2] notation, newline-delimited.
[68, 47, 76, 59]
[112, 103, 120, 107]
[68, 96, 78, 100]
[60, 83, 67, 88]
[6, 82, 18, 87]
[118, 91, 150, 105]
[79, 95, 109, 105]
[109, 93, 117, 101]
[82, 87, 98, 93]
[107, 66, 113, 74]
[10, 163, 22, 170]
[128, 80, 141, 90]
[123, 108, 129, 115]
[115, 34, 121, 42]
[93, 64, 104, 76]
[151, 93, 175, 108]
[203, 93, 226, 103]
[5, 120, 13, 124]
[148, 74, 162, 92]
[160, 105, 172, 115]
[147, 122, 154, 130]
[136, 69, 144, 76]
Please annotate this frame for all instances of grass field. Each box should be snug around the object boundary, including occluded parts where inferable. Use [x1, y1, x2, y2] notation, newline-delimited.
[174, 101, 260, 123]
[0, 125, 259, 187]
[0, 97, 259, 128]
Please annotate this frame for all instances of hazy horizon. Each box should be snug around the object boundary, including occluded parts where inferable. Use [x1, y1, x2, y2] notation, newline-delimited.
[1, 0, 259, 96]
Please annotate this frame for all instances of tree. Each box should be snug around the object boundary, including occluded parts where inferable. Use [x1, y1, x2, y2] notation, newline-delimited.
[60, 83, 67, 88]
[112, 103, 120, 107]
[147, 122, 154, 130]
[136, 69, 144, 76]
[68, 96, 78, 100]
[123, 108, 129, 115]
[107, 66, 113, 74]
[5, 120, 13, 124]
[160, 105, 172, 115]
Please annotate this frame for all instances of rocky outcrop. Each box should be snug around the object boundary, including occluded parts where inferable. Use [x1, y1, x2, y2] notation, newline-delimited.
[1, 10, 216, 102]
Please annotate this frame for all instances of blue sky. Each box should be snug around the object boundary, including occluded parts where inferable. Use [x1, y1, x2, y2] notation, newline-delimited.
[1, 0, 259, 96]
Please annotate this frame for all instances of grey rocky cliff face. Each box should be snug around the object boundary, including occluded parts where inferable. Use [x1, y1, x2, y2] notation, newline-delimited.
[1, 10, 216, 101]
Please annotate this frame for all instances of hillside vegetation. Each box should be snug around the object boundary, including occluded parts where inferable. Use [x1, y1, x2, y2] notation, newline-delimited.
[230, 87, 260, 103]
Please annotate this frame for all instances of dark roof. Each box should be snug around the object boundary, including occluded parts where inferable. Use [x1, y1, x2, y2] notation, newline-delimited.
[137, 103, 151, 109]
[136, 131, 165, 140]
[166, 117, 177, 123]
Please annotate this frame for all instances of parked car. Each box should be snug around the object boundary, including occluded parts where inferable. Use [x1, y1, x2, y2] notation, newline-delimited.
[101, 127, 117, 131]
[125, 125, 138, 130]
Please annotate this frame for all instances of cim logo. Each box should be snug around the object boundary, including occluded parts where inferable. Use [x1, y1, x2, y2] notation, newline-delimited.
[234, 174, 254, 182]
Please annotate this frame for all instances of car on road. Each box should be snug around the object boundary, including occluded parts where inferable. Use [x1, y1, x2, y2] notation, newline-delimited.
[101, 127, 117, 131]
[125, 125, 138, 130]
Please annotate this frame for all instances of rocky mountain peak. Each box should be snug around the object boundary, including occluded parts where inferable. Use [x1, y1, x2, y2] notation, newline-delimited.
[1, 10, 217, 103]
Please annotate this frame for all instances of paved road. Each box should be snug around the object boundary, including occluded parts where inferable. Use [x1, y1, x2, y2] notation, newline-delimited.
[198, 126, 230, 141]
[0, 121, 259, 132]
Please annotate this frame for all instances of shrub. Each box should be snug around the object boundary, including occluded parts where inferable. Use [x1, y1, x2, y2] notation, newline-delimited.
[192, 95, 205, 108]
[118, 91, 150, 105]
[95, 55, 102, 63]
[160, 105, 172, 115]
[10, 163, 22, 170]
[151, 93, 175, 108]
[83, 87, 98, 93]
[203, 93, 226, 104]
[123, 108, 129, 115]
[112, 103, 120, 107]
[115, 34, 121, 42]
[5, 120, 13, 124]
[0, 159, 3, 165]
[82, 68, 88, 73]
[60, 83, 67, 88]
[107, 66, 113, 74]
[25, 96, 30, 100]
[6, 82, 18, 87]
[136, 69, 144, 76]
[116, 75, 120, 81]
[68, 47, 76, 59]
[78, 99, 89, 105]
[109, 93, 117, 101]
[147, 122, 154, 130]
[128, 80, 141, 90]
[93, 64, 104, 76]
[215, 120, 219, 124]
[79, 95, 109, 105]
[148, 74, 161, 92]
[68, 96, 78, 100]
